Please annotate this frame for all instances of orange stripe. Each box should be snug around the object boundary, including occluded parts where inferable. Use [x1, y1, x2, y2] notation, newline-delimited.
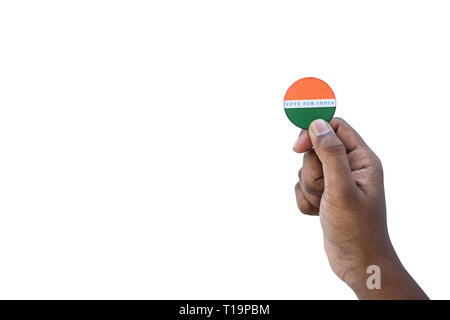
[284, 77, 335, 100]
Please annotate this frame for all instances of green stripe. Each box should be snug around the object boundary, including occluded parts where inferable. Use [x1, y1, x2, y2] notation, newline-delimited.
[285, 107, 336, 129]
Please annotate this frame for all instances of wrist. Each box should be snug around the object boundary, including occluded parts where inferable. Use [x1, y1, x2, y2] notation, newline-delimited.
[344, 249, 428, 300]
[346, 251, 401, 298]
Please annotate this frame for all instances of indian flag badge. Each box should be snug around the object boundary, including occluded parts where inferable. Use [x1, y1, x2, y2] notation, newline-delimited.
[284, 77, 336, 129]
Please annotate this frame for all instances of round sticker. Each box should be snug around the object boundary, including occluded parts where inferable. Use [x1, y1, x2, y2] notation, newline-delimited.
[284, 77, 336, 129]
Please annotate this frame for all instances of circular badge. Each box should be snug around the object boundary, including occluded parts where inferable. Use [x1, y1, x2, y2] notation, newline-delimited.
[284, 77, 336, 129]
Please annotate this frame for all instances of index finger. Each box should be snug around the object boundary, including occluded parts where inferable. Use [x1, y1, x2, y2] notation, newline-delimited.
[293, 130, 313, 153]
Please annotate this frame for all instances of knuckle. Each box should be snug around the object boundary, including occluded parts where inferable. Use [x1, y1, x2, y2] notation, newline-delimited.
[329, 117, 348, 128]
[295, 181, 301, 193]
[364, 148, 383, 173]
[303, 176, 323, 196]
[299, 201, 317, 215]
[371, 154, 384, 180]
[295, 182, 318, 215]
[330, 117, 345, 124]
[297, 168, 303, 180]
[303, 148, 317, 160]
[373, 154, 383, 171]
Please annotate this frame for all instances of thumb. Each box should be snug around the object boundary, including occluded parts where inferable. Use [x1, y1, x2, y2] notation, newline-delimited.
[308, 119, 356, 192]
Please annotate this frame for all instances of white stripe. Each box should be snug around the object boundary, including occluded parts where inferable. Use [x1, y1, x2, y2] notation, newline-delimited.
[284, 99, 336, 109]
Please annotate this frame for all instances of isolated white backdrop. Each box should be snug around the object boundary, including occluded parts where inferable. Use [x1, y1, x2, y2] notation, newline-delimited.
[0, 1, 449, 299]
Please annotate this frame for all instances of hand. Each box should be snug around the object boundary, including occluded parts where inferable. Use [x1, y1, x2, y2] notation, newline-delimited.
[293, 118, 428, 300]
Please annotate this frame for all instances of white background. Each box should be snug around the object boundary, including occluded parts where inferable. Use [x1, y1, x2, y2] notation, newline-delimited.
[0, 1, 449, 299]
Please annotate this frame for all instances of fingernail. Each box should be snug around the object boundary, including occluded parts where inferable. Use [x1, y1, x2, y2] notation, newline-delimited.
[310, 119, 330, 136]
